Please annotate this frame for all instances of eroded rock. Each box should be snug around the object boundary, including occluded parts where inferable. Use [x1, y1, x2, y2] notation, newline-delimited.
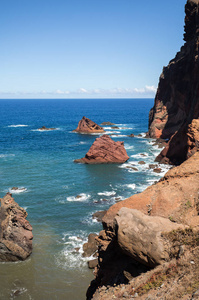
[115, 208, 184, 267]
[73, 116, 105, 134]
[74, 135, 129, 164]
[0, 193, 33, 261]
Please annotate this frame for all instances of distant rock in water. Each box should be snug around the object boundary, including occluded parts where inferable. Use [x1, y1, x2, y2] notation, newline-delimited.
[73, 116, 105, 134]
[101, 122, 115, 126]
[38, 126, 56, 131]
[0, 193, 33, 261]
[148, 0, 199, 164]
[74, 134, 129, 164]
[10, 187, 27, 193]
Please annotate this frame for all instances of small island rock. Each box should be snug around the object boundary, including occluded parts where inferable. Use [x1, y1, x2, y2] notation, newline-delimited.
[73, 116, 105, 134]
[38, 126, 56, 131]
[74, 135, 129, 164]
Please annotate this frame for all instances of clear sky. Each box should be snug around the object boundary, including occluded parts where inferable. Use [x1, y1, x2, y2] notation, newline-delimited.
[1, 0, 186, 99]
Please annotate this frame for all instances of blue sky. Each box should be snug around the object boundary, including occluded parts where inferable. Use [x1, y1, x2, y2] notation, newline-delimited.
[1, 0, 186, 98]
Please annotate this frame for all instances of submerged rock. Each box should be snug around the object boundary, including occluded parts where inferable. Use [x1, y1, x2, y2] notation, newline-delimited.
[101, 122, 115, 126]
[0, 193, 33, 261]
[92, 211, 107, 222]
[74, 135, 129, 164]
[73, 116, 105, 134]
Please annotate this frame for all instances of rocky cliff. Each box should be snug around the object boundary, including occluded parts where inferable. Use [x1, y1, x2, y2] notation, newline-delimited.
[87, 151, 199, 299]
[74, 134, 129, 164]
[148, 0, 199, 164]
[0, 193, 33, 261]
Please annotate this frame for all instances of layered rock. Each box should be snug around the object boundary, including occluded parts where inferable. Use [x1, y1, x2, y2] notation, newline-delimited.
[87, 151, 199, 299]
[74, 135, 129, 164]
[0, 193, 33, 261]
[148, 0, 199, 163]
[156, 118, 199, 164]
[73, 116, 105, 134]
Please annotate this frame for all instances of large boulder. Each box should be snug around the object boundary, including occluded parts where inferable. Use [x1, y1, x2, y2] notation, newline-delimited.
[0, 193, 33, 261]
[148, 0, 199, 163]
[74, 134, 129, 164]
[73, 116, 105, 134]
[115, 207, 185, 267]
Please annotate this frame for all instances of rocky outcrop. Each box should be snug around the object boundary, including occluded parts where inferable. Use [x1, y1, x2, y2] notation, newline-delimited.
[38, 126, 56, 130]
[73, 116, 105, 134]
[101, 122, 115, 126]
[0, 193, 33, 261]
[156, 118, 199, 164]
[148, 0, 199, 164]
[74, 135, 129, 164]
[87, 151, 199, 299]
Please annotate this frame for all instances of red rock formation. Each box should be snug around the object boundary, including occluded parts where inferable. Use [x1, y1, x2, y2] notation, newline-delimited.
[148, 0, 199, 163]
[156, 118, 199, 164]
[0, 193, 33, 261]
[74, 135, 129, 164]
[103, 151, 199, 229]
[73, 116, 105, 134]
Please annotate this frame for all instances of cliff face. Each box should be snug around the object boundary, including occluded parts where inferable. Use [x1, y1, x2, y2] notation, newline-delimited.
[148, 0, 199, 164]
[87, 152, 199, 299]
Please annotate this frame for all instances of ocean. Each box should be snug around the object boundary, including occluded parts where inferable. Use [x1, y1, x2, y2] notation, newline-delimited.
[0, 99, 170, 300]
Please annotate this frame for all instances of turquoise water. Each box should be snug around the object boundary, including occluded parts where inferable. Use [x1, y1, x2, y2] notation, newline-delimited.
[0, 99, 169, 299]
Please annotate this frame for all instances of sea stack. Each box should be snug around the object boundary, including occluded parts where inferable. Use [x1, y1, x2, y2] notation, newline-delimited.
[148, 0, 199, 164]
[0, 193, 33, 261]
[74, 134, 129, 164]
[73, 116, 105, 134]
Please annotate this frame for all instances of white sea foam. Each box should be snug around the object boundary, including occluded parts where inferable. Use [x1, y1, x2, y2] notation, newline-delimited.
[32, 128, 59, 132]
[98, 191, 116, 196]
[22, 206, 28, 211]
[104, 131, 121, 135]
[125, 144, 134, 150]
[110, 134, 126, 138]
[119, 126, 133, 130]
[67, 193, 91, 202]
[62, 185, 69, 189]
[125, 183, 136, 190]
[136, 132, 147, 138]
[131, 152, 149, 158]
[0, 154, 15, 158]
[103, 126, 114, 130]
[9, 187, 27, 194]
[56, 231, 95, 269]
[8, 124, 28, 128]
[79, 141, 87, 144]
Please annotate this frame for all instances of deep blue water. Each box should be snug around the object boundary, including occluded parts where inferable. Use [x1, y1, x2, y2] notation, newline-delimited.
[0, 99, 169, 300]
